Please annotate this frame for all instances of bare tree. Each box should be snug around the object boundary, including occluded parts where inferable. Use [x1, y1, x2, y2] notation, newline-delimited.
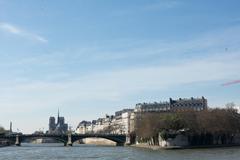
[225, 102, 236, 109]
[134, 106, 240, 145]
[0, 126, 5, 134]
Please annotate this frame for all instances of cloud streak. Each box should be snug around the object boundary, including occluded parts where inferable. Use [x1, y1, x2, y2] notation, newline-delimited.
[1, 51, 240, 133]
[1, 50, 239, 109]
[0, 22, 47, 43]
[1, 23, 240, 133]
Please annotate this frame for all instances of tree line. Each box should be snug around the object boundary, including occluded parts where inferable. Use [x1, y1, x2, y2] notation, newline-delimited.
[133, 107, 240, 145]
[0, 126, 5, 134]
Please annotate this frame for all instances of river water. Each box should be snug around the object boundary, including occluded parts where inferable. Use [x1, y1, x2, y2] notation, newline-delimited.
[1, 143, 240, 160]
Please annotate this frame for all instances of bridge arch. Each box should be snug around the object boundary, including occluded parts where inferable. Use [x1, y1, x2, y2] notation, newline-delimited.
[0, 134, 126, 146]
[17, 134, 69, 146]
[71, 134, 126, 146]
[20, 136, 67, 144]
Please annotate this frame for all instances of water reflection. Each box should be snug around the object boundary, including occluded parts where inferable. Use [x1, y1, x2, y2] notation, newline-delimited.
[1, 144, 240, 160]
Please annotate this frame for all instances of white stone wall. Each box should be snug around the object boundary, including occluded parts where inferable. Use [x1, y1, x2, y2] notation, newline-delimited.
[75, 126, 85, 134]
[76, 124, 93, 134]
[158, 134, 189, 147]
[77, 110, 133, 135]
[122, 112, 131, 134]
[93, 123, 105, 133]
[129, 112, 135, 133]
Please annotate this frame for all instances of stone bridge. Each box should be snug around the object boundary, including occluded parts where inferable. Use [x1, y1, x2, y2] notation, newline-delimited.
[0, 133, 126, 146]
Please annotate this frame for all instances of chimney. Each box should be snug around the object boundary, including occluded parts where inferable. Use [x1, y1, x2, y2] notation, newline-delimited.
[10, 121, 12, 133]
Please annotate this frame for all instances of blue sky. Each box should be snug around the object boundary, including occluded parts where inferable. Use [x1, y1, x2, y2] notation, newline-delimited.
[0, 0, 240, 133]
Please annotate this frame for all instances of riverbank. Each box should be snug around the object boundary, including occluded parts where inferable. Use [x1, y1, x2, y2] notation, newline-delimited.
[3, 143, 240, 160]
[131, 143, 240, 150]
[0, 144, 9, 148]
[0, 141, 11, 147]
[130, 144, 162, 150]
[81, 138, 116, 146]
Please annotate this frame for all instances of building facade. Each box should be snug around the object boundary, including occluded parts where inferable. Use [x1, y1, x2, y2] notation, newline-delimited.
[75, 109, 134, 135]
[135, 97, 207, 113]
[75, 97, 208, 140]
[130, 97, 208, 135]
[75, 121, 92, 134]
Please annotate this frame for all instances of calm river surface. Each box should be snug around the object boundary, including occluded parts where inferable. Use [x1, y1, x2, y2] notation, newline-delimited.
[1, 143, 240, 160]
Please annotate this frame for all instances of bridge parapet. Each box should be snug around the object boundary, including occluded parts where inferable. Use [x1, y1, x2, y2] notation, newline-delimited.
[0, 133, 127, 147]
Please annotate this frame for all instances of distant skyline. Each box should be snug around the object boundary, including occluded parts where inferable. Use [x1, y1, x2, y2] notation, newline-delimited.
[0, 0, 240, 133]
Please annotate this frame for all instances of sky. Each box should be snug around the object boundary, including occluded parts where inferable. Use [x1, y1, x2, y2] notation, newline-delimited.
[0, 0, 240, 133]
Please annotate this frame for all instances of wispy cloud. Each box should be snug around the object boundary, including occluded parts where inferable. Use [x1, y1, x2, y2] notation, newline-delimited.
[1, 51, 240, 133]
[9, 25, 240, 71]
[1, 23, 240, 133]
[0, 22, 48, 43]
[0, 50, 239, 113]
[1, 25, 240, 85]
